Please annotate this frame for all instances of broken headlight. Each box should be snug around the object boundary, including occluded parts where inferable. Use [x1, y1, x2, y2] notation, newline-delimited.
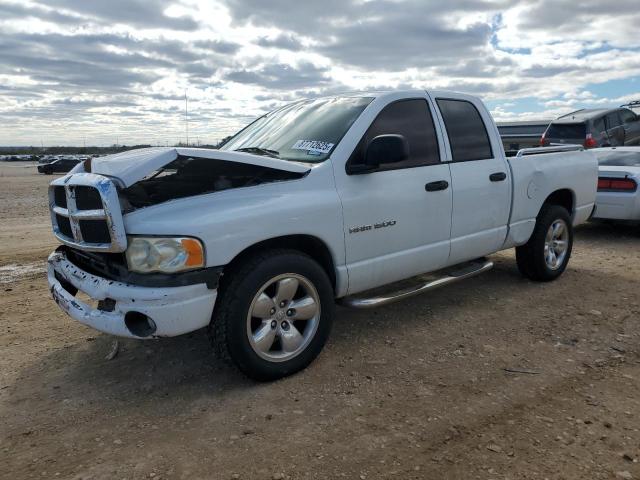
[126, 236, 205, 274]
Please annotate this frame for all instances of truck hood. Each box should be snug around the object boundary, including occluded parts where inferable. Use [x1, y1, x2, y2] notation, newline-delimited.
[90, 147, 311, 187]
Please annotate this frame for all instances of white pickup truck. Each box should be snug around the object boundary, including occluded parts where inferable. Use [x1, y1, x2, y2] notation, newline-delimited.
[47, 90, 597, 380]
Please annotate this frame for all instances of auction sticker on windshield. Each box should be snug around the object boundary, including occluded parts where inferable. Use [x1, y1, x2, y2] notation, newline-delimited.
[291, 140, 334, 154]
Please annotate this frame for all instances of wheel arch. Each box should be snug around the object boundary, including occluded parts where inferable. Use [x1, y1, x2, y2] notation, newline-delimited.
[542, 188, 575, 218]
[221, 234, 338, 293]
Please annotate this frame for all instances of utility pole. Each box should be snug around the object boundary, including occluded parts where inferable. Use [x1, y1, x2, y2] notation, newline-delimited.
[185, 89, 189, 147]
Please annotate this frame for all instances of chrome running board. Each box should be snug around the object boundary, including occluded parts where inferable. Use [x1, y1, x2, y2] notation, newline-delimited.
[338, 258, 493, 309]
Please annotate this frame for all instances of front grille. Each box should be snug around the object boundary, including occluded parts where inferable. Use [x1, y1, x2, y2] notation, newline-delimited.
[54, 187, 67, 208]
[75, 186, 103, 210]
[66, 247, 127, 281]
[48, 173, 127, 252]
[56, 214, 73, 238]
[79, 219, 111, 243]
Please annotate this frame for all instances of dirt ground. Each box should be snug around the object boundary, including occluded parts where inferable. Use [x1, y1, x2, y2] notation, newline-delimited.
[1, 162, 640, 480]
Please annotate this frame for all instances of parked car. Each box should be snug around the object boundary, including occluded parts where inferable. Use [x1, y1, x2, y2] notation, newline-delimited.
[37, 158, 81, 174]
[46, 90, 598, 380]
[590, 147, 640, 222]
[497, 120, 552, 155]
[541, 108, 640, 148]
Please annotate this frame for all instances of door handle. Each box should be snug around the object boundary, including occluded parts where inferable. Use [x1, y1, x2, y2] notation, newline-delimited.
[425, 180, 449, 192]
[489, 172, 507, 182]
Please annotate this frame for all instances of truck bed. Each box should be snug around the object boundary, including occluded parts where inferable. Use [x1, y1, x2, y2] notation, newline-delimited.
[502, 145, 598, 249]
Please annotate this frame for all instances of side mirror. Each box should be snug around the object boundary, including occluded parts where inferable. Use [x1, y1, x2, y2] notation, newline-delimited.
[364, 134, 409, 169]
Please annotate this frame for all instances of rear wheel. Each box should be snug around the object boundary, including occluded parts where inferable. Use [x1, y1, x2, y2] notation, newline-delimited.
[516, 205, 573, 282]
[209, 250, 334, 381]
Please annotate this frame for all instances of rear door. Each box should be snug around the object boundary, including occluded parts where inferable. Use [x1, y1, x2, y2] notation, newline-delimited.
[433, 96, 511, 265]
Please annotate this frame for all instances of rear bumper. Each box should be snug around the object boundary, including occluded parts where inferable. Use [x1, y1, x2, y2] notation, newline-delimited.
[47, 250, 217, 338]
[593, 192, 640, 221]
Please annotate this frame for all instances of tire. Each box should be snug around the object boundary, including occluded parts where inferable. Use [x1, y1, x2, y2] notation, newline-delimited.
[209, 249, 334, 381]
[516, 204, 573, 282]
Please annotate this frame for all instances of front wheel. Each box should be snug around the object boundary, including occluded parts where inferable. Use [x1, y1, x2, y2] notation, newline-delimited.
[209, 250, 334, 381]
[516, 205, 573, 282]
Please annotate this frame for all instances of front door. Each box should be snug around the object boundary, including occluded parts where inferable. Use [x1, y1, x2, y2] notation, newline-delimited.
[333, 95, 452, 295]
[434, 97, 512, 264]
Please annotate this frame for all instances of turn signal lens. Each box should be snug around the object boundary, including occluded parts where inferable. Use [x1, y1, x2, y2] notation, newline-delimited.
[181, 238, 205, 267]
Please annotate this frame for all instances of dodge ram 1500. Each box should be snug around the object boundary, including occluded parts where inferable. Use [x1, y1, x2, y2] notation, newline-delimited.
[47, 90, 598, 380]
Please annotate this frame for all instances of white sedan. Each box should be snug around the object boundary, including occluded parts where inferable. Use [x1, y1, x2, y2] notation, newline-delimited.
[592, 147, 640, 221]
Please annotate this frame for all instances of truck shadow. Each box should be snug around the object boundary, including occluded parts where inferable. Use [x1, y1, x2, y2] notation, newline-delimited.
[5, 249, 629, 419]
[575, 221, 640, 241]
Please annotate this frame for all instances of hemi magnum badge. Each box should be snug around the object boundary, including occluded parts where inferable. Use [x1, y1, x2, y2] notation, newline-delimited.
[349, 220, 396, 234]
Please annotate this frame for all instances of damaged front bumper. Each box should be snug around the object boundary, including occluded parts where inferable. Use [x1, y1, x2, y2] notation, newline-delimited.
[47, 250, 218, 338]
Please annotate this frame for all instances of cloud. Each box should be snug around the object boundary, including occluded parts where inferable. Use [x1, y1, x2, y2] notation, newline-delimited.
[0, 1, 82, 25]
[193, 39, 242, 55]
[36, 0, 200, 30]
[1, 0, 640, 146]
[225, 62, 331, 89]
[256, 34, 304, 51]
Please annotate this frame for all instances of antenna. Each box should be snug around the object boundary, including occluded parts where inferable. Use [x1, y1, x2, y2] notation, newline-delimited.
[185, 89, 189, 146]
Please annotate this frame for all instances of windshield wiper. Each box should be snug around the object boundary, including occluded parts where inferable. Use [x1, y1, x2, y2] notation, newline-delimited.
[234, 147, 280, 158]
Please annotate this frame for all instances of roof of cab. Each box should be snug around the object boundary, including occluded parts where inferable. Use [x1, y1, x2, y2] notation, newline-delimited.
[305, 89, 472, 102]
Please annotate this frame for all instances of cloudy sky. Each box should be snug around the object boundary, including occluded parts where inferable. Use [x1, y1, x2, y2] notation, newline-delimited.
[1, 0, 639, 146]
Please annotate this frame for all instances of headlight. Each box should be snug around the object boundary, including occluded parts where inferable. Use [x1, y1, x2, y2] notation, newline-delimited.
[126, 237, 205, 273]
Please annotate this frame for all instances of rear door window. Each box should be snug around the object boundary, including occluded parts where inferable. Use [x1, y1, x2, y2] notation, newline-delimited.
[436, 99, 493, 162]
[546, 123, 586, 139]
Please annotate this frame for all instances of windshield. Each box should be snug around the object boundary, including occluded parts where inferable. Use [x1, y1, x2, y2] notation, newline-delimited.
[595, 150, 640, 167]
[220, 96, 373, 162]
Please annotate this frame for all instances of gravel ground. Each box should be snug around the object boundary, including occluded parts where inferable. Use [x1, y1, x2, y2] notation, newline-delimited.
[1, 163, 639, 480]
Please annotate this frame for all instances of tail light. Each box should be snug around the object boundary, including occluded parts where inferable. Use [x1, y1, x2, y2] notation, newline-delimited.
[597, 177, 637, 192]
[539, 132, 547, 146]
[584, 133, 597, 148]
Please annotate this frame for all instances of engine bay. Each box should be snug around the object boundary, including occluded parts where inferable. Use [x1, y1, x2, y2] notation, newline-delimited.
[119, 155, 305, 211]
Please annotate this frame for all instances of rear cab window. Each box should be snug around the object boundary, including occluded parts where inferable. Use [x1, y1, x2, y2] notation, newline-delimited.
[546, 123, 586, 140]
[435, 98, 493, 162]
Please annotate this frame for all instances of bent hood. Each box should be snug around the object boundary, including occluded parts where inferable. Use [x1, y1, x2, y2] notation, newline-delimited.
[89, 147, 311, 187]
